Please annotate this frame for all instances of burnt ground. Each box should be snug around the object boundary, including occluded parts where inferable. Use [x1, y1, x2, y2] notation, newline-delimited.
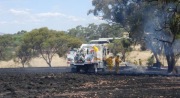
[0, 71, 180, 98]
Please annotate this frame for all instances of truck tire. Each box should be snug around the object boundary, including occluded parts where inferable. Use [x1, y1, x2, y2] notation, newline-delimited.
[71, 68, 77, 73]
[70, 64, 75, 73]
[76, 66, 80, 72]
[84, 66, 89, 73]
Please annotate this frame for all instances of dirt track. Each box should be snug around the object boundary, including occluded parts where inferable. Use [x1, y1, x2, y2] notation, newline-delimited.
[0, 72, 180, 98]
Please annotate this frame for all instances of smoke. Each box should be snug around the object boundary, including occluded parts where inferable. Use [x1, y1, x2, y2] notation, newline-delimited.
[143, 2, 179, 58]
[121, 62, 147, 73]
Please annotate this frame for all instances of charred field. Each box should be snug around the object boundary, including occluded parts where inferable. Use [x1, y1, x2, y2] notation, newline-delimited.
[0, 71, 180, 98]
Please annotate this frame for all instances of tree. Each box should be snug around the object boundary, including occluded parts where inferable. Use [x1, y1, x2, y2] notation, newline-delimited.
[97, 23, 125, 38]
[12, 30, 27, 47]
[17, 30, 27, 35]
[108, 38, 132, 61]
[0, 34, 13, 60]
[56, 33, 82, 57]
[16, 27, 82, 67]
[89, 0, 180, 73]
[68, 25, 87, 42]
[68, 23, 125, 43]
[15, 44, 33, 67]
[0, 32, 27, 63]
[68, 24, 100, 42]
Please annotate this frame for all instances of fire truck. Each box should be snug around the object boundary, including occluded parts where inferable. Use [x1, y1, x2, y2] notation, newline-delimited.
[68, 43, 109, 73]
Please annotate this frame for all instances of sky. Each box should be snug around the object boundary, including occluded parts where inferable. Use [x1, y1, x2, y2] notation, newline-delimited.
[0, 0, 105, 34]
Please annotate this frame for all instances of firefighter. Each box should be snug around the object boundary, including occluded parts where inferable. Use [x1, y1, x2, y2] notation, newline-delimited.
[92, 46, 101, 60]
[115, 55, 122, 73]
[134, 60, 138, 65]
[106, 55, 113, 71]
[139, 59, 142, 66]
[92, 46, 99, 52]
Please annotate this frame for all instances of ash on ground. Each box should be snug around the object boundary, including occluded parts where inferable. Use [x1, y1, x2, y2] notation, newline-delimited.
[0, 67, 180, 98]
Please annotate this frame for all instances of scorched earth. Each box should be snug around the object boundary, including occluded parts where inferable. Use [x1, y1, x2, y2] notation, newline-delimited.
[0, 72, 180, 98]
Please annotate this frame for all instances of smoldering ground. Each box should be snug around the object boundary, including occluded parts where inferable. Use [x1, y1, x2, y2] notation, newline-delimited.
[0, 72, 180, 98]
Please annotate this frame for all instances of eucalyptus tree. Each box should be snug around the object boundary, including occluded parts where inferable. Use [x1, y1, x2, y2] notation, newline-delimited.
[16, 27, 82, 67]
[68, 24, 100, 42]
[108, 38, 132, 61]
[68, 23, 125, 43]
[0, 34, 13, 60]
[15, 44, 32, 67]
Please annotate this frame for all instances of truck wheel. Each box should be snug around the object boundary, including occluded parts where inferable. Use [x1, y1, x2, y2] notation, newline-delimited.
[71, 68, 77, 73]
[76, 66, 80, 72]
[70, 64, 76, 73]
[102, 68, 105, 72]
[84, 66, 89, 73]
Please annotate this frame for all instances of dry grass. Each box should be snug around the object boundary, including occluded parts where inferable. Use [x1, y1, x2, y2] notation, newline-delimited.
[0, 54, 68, 68]
[126, 50, 153, 65]
[126, 50, 180, 66]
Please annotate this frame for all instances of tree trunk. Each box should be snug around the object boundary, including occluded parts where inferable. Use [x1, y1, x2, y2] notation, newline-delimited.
[22, 63, 25, 68]
[48, 63, 52, 67]
[147, 40, 161, 66]
[153, 52, 161, 64]
[166, 55, 175, 73]
[21, 58, 26, 68]
[164, 43, 175, 73]
[121, 50, 126, 62]
[40, 53, 52, 67]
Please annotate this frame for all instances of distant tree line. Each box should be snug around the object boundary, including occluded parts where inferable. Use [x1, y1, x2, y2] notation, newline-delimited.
[68, 23, 126, 42]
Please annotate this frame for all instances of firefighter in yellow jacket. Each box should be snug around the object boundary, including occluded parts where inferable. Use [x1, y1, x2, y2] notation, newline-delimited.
[139, 59, 142, 66]
[106, 56, 113, 71]
[134, 60, 138, 65]
[115, 55, 122, 73]
[92, 46, 99, 52]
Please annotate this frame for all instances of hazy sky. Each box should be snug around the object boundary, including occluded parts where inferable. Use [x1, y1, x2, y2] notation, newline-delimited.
[0, 0, 105, 34]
